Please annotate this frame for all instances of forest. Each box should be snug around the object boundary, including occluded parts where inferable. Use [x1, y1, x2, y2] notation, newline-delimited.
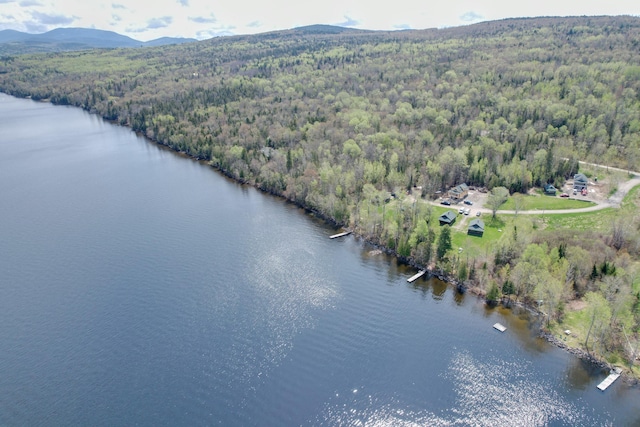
[1, 16, 639, 373]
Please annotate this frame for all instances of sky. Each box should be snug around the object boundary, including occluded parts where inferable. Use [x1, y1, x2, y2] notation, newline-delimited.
[0, 0, 639, 41]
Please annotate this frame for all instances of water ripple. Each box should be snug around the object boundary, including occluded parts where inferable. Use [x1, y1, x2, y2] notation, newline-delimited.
[314, 350, 604, 427]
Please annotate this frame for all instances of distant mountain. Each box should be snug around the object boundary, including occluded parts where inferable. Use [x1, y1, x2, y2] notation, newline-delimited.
[289, 24, 367, 35]
[0, 27, 196, 55]
[143, 36, 196, 47]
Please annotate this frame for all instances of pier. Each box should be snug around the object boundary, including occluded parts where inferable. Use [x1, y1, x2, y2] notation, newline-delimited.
[407, 270, 426, 283]
[493, 323, 507, 332]
[329, 231, 352, 239]
[597, 368, 622, 391]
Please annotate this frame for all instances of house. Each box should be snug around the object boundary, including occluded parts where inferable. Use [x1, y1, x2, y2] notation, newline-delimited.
[438, 210, 457, 226]
[467, 218, 485, 237]
[573, 173, 588, 190]
[448, 183, 469, 201]
[543, 183, 557, 195]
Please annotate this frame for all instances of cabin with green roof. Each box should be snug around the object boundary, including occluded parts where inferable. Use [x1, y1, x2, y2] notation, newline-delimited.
[439, 210, 456, 226]
[467, 218, 485, 237]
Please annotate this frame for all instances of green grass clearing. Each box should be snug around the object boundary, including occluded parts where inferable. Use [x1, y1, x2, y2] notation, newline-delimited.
[548, 308, 590, 351]
[500, 194, 596, 211]
[450, 215, 507, 260]
[543, 207, 617, 231]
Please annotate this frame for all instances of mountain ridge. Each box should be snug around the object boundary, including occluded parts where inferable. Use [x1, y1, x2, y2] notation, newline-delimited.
[0, 27, 197, 54]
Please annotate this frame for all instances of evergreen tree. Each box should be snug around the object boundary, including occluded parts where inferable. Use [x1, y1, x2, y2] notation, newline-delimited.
[436, 225, 452, 261]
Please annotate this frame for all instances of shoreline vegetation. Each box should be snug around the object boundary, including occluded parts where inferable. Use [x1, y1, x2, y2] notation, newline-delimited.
[1, 15, 639, 381]
[96, 124, 640, 383]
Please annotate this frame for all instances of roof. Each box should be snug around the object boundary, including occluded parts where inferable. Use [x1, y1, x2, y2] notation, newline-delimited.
[574, 173, 588, 183]
[439, 210, 456, 223]
[468, 218, 485, 232]
[449, 183, 469, 196]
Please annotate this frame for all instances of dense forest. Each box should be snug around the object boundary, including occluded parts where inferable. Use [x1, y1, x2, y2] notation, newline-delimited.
[1, 16, 639, 372]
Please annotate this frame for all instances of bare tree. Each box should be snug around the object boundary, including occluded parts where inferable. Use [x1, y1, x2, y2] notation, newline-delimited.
[610, 218, 629, 250]
[486, 186, 509, 219]
[513, 194, 524, 217]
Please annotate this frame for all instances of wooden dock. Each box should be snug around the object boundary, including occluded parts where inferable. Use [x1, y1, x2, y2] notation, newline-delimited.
[329, 231, 352, 239]
[493, 323, 507, 332]
[407, 270, 426, 283]
[597, 368, 622, 391]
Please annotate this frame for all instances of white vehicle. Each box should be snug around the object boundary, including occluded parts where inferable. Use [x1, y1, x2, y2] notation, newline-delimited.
[464, 208, 470, 215]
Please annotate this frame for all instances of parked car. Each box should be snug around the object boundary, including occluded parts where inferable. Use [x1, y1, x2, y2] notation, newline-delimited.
[459, 207, 465, 214]
[464, 208, 470, 215]
[560, 193, 569, 197]
[440, 199, 451, 205]
[476, 211, 481, 217]
[463, 199, 473, 205]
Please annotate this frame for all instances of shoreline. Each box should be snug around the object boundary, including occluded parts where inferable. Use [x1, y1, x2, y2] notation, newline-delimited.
[90, 100, 640, 386]
[8, 92, 640, 385]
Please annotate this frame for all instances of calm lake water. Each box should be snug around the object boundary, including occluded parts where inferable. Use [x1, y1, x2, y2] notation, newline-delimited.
[0, 93, 638, 426]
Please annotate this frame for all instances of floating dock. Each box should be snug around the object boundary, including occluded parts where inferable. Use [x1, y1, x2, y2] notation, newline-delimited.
[493, 323, 507, 332]
[407, 270, 426, 283]
[597, 368, 622, 391]
[329, 231, 352, 239]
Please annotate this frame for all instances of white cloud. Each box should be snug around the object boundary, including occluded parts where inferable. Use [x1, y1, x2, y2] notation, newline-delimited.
[146, 16, 172, 29]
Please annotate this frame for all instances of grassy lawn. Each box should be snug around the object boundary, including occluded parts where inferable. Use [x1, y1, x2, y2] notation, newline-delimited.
[621, 183, 640, 210]
[548, 309, 590, 352]
[500, 194, 596, 211]
[543, 208, 618, 231]
[450, 215, 506, 259]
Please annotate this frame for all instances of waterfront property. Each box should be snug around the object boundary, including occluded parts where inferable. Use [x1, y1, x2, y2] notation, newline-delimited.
[3, 94, 640, 427]
[439, 210, 457, 226]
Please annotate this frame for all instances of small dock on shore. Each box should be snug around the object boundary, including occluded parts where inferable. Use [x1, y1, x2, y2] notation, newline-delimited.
[597, 368, 622, 391]
[407, 270, 426, 283]
[329, 231, 352, 239]
[493, 323, 507, 332]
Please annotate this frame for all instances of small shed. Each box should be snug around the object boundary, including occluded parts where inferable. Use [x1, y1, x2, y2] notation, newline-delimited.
[543, 183, 557, 195]
[439, 210, 457, 226]
[467, 218, 485, 236]
[573, 173, 588, 190]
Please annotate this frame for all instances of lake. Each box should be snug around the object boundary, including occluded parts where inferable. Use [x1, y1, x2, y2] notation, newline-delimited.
[0, 93, 638, 426]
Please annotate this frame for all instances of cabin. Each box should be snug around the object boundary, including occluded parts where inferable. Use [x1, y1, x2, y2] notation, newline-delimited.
[573, 173, 588, 191]
[467, 218, 485, 236]
[448, 183, 469, 201]
[438, 210, 457, 226]
[543, 183, 557, 195]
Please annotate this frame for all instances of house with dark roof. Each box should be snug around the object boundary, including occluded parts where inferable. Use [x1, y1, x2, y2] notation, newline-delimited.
[543, 183, 557, 195]
[573, 173, 588, 190]
[467, 218, 485, 237]
[448, 183, 469, 201]
[438, 210, 456, 226]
